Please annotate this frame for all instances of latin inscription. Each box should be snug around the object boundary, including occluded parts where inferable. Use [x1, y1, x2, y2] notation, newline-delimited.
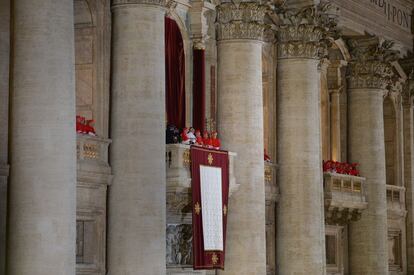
[370, 0, 412, 30]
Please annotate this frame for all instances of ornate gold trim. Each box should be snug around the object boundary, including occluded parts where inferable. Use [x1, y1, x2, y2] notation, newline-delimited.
[207, 153, 214, 165]
[211, 252, 219, 265]
[194, 202, 201, 215]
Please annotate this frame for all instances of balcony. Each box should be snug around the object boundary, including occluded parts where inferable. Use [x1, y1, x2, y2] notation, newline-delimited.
[323, 172, 368, 225]
[76, 134, 112, 275]
[165, 144, 238, 273]
[166, 144, 238, 223]
[386, 185, 407, 218]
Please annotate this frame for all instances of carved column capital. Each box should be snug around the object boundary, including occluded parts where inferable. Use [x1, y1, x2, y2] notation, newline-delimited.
[216, 2, 267, 41]
[346, 36, 400, 90]
[276, 3, 339, 59]
[112, 0, 165, 8]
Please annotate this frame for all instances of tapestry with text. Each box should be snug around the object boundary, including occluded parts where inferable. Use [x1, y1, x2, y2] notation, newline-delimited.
[191, 146, 229, 270]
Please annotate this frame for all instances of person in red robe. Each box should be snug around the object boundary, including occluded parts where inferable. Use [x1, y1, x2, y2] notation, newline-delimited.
[85, 119, 96, 136]
[210, 131, 220, 149]
[195, 130, 203, 145]
[264, 149, 271, 162]
[181, 128, 190, 144]
[202, 131, 211, 147]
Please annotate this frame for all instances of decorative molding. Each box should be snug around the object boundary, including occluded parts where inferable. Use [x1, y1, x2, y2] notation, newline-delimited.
[112, 0, 165, 7]
[216, 2, 267, 41]
[276, 3, 339, 59]
[166, 224, 193, 266]
[402, 72, 414, 106]
[165, 0, 177, 17]
[193, 38, 206, 50]
[346, 35, 400, 90]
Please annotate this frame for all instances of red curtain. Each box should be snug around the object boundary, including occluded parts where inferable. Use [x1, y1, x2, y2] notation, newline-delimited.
[191, 146, 229, 270]
[165, 17, 186, 129]
[192, 49, 205, 131]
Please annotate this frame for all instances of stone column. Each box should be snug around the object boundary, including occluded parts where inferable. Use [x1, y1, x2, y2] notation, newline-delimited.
[107, 1, 166, 274]
[0, 0, 9, 273]
[7, 1, 76, 274]
[216, 2, 267, 274]
[346, 36, 395, 275]
[276, 4, 336, 274]
[403, 75, 414, 273]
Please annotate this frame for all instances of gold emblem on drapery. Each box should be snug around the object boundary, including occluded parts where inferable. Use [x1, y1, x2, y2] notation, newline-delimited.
[208, 153, 214, 165]
[194, 202, 201, 215]
[211, 253, 219, 265]
[223, 205, 227, 216]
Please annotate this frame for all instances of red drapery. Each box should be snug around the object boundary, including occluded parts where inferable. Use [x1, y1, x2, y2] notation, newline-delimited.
[165, 17, 186, 129]
[192, 49, 205, 131]
[191, 146, 229, 270]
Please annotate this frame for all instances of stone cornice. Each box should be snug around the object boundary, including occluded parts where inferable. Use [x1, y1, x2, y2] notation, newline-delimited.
[346, 36, 400, 90]
[216, 2, 267, 41]
[275, 3, 339, 59]
[112, 0, 165, 7]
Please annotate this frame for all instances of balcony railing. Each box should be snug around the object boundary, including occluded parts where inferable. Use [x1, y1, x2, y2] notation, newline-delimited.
[323, 172, 368, 225]
[77, 134, 111, 164]
[386, 185, 406, 218]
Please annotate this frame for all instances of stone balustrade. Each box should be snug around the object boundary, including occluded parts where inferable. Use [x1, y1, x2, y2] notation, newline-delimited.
[76, 134, 112, 275]
[386, 185, 407, 218]
[323, 172, 368, 225]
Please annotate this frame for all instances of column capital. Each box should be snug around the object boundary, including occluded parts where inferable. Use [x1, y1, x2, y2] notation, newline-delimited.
[112, 0, 165, 8]
[402, 75, 414, 106]
[346, 35, 400, 90]
[276, 3, 339, 59]
[216, 1, 267, 41]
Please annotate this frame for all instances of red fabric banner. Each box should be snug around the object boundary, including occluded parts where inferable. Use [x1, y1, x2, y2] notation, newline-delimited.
[192, 49, 205, 131]
[165, 17, 186, 129]
[191, 146, 229, 270]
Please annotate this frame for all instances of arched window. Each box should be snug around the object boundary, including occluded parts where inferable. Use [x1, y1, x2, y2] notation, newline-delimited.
[165, 17, 186, 129]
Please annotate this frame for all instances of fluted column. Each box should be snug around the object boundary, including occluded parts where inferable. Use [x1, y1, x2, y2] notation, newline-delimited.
[108, 1, 166, 274]
[276, 4, 337, 274]
[216, 2, 267, 274]
[7, 1, 76, 274]
[0, 0, 10, 273]
[347, 36, 396, 275]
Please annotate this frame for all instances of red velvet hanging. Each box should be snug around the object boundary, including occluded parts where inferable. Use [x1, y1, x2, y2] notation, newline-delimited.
[191, 146, 229, 270]
[192, 49, 205, 132]
[165, 17, 186, 129]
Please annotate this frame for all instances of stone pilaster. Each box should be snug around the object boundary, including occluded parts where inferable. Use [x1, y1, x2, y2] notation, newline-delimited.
[216, 2, 267, 274]
[328, 60, 347, 162]
[0, 0, 9, 273]
[7, 1, 76, 274]
[275, 3, 337, 274]
[346, 35, 397, 275]
[107, 1, 166, 274]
